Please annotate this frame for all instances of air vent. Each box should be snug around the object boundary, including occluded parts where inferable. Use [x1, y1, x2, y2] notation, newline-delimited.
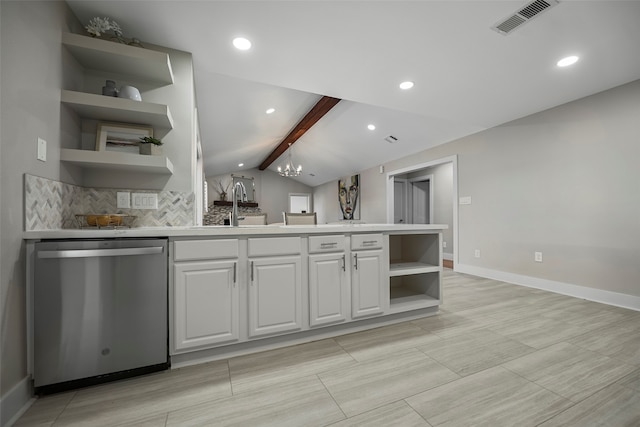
[491, 0, 559, 35]
[384, 135, 399, 144]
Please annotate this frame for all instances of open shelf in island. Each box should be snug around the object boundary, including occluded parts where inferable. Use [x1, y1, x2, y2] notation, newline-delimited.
[389, 261, 440, 276]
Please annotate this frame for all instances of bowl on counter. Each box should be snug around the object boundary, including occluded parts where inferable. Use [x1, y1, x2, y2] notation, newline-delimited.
[75, 214, 136, 229]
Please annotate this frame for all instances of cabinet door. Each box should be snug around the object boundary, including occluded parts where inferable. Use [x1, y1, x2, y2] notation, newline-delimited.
[309, 253, 349, 327]
[174, 260, 238, 351]
[351, 249, 385, 319]
[248, 256, 302, 338]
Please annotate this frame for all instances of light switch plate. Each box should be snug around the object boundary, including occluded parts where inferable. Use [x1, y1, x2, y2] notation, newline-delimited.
[117, 192, 130, 209]
[535, 251, 543, 262]
[459, 196, 472, 205]
[37, 138, 47, 162]
[132, 193, 158, 210]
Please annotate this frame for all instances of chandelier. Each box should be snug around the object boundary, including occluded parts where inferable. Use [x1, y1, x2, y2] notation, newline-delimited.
[277, 143, 302, 177]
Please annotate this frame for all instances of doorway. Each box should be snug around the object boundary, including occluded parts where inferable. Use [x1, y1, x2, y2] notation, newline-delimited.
[393, 176, 434, 224]
[409, 174, 433, 224]
[386, 155, 458, 269]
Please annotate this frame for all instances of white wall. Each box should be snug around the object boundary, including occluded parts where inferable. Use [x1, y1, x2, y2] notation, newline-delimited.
[207, 168, 313, 224]
[315, 80, 640, 298]
[0, 0, 84, 421]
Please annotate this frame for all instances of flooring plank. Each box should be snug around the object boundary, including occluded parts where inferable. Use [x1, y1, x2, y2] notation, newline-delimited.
[319, 348, 459, 417]
[405, 366, 572, 427]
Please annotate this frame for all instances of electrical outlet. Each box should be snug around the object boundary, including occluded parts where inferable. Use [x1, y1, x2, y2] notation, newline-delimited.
[459, 196, 472, 205]
[474, 249, 481, 258]
[535, 251, 543, 263]
[117, 192, 130, 209]
[443, 241, 447, 249]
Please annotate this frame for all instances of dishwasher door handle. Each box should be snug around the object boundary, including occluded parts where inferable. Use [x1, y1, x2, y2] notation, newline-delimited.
[37, 246, 165, 259]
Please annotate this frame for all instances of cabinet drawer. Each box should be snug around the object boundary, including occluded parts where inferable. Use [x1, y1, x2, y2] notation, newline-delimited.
[248, 237, 301, 257]
[174, 239, 238, 261]
[351, 233, 383, 250]
[308, 235, 345, 254]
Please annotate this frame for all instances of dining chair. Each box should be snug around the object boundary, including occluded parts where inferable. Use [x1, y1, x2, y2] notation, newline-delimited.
[237, 213, 267, 225]
[283, 212, 317, 225]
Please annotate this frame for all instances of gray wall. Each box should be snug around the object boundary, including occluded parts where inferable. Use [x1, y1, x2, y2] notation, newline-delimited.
[1, 0, 84, 405]
[315, 80, 640, 297]
[0, 1, 199, 417]
[207, 168, 313, 224]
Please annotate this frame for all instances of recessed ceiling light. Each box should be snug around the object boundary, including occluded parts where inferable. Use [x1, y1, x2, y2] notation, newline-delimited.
[367, 124, 376, 131]
[233, 37, 252, 50]
[266, 108, 275, 114]
[557, 55, 579, 67]
[399, 81, 414, 90]
[238, 163, 244, 167]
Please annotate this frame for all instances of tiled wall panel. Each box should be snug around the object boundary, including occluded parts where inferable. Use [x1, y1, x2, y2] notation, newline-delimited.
[24, 174, 195, 230]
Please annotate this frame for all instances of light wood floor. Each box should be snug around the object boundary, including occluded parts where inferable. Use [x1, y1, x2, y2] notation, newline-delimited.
[17, 271, 640, 426]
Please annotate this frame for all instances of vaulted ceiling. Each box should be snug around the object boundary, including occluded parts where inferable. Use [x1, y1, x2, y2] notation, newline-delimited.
[66, 1, 640, 187]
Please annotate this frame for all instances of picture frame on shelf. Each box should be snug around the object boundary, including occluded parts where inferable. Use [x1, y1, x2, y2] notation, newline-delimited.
[96, 122, 153, 153]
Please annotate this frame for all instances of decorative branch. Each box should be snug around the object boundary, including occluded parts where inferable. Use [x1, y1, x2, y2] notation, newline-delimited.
[213, 178, 231, 195]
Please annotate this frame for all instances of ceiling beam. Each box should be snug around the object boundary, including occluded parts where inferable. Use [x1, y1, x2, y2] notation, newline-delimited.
[259, 95, 341, 170]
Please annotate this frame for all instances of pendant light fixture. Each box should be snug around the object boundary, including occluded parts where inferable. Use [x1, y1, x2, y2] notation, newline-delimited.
[277, 143, 302, 177]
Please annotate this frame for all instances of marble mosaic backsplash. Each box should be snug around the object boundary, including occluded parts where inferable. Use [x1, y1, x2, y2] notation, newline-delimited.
[25, 174, 195, 230]
[203, 204, 262, 226]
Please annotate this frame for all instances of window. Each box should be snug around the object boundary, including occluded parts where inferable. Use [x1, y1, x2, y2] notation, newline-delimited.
[289, 193, 312, 213]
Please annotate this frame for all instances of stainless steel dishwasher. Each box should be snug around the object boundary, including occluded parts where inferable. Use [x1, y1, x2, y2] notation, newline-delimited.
[33, 238, 169, 393]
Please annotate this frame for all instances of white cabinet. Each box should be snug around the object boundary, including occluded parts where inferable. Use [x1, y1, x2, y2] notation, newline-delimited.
[172, 239, 239, 352]
[248, 256, 302, 338]
[351, 234, 386, 319]
[174, 260, 238, 350]
[308, 234, 349, 327]
[168, 230, 444, 357]
[247, 237, 303, 338]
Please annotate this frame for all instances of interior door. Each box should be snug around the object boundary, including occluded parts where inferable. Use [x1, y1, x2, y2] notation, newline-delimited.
[393, 179, 407, 224]
[411, 180, 430, 224]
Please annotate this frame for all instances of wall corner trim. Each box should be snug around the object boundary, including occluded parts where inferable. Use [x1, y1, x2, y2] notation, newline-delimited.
[455, 263, 640, 312]
[0, 376, 34, 427]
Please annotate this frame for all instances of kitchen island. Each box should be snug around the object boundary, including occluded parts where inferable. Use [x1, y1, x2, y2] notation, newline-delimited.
[26, 223, 446, 368]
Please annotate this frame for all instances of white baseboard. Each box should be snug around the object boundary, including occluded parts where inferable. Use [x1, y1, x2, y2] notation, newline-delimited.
[443, 252, 453, 261]
[456, 263, 640, 312]
[1, 376, 34, 427]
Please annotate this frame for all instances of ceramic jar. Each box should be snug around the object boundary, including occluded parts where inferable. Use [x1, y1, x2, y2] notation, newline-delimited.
[102, 80, 118, 97]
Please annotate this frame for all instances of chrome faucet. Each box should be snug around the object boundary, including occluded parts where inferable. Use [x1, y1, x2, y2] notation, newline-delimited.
[231, 181, 247, 226]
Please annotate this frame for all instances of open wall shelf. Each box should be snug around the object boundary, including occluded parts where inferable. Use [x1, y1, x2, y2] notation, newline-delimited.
[61, 148, 174, 174]
[61, 90, 174, 130]
[62, 32, 174, 85]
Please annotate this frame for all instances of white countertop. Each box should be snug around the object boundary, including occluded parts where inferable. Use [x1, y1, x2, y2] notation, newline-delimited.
[24, 223, 447, 240]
